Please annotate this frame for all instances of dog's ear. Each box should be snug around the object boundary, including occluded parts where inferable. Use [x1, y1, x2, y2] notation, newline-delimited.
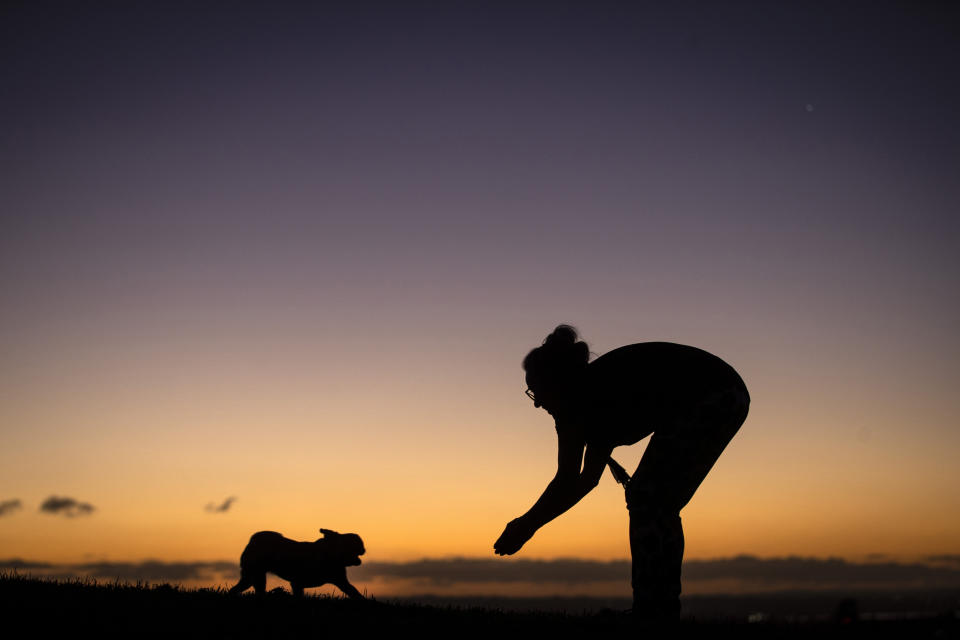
[319, 528, 340, 538]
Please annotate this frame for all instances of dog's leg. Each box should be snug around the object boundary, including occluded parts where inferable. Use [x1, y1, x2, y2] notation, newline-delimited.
[334, 579, 364, 600]
[228, 577, 250, 595]
[252, 572, 267, 595]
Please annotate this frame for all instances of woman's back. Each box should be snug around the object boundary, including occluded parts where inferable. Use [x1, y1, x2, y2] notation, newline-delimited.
[582, 342, 748, 446]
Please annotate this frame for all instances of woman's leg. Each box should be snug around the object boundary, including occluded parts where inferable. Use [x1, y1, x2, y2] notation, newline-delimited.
[627, 505, 684, 619]
[625, 387, 749, 619]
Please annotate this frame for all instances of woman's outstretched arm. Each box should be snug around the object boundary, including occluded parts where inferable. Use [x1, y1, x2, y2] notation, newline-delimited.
[494, 427, 612, 555]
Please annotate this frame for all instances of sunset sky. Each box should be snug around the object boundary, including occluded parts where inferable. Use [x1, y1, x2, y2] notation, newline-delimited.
[2, 2, 958, 595]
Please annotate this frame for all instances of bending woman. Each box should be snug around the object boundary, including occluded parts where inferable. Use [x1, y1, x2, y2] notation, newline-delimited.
[494, 325, 749, 621]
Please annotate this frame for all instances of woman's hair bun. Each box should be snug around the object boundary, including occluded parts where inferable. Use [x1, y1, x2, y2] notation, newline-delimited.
[523, 324, 590, 374]
[544, 324, 579, 347]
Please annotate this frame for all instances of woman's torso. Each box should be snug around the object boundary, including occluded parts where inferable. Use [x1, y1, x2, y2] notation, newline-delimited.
[568, 342, 749, 448]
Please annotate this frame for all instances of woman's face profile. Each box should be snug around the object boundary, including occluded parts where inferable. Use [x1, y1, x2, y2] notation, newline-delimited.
[524, 374, 543, 409]
[525, 373, 560, 414]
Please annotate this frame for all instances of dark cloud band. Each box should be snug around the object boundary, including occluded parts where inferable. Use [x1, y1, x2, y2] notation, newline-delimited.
[4, 556, 959, 592]
[352, 556, 960, 590]
[354, 558, 629, 584]
[81, 561, 239, 582]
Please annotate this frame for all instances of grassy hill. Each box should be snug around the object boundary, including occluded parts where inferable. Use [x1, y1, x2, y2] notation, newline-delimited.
[1, 573, 954, 638]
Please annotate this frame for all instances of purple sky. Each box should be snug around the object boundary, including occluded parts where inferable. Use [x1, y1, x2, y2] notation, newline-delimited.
[5, 4, 958, 351]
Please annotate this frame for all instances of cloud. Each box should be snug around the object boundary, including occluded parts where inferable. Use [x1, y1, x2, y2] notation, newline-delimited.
[0, 558, 237, 583]
[39, 496, 95, 517]
[0, 499, 22, 517]
[351, 555, 960, 591]
[681, 555, 960, 589]
[0, 558, 54, 570]
[204, 497, 236, 513]
[79, 561, 239, 582]
[354, 558, 629, 585]
[924, 554, 960, 568]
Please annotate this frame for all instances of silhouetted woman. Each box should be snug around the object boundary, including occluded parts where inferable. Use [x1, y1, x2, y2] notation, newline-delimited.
[494, 325, 749, 622]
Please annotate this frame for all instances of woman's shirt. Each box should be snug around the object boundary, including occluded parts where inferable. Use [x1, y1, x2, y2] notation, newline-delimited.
[561, 342, 749, 449]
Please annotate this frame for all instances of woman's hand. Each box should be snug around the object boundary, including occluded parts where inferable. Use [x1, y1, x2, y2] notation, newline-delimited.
[494, 517, 536, 555]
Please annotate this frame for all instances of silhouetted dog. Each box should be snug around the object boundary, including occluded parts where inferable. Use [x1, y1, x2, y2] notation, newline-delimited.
[228, 528, 365, 598]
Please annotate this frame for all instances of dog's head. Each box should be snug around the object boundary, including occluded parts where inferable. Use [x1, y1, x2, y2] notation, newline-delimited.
[319, 528, 366, 566]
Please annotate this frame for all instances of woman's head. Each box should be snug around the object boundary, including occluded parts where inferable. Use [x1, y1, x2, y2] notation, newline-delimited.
[523, 325, 590, 412]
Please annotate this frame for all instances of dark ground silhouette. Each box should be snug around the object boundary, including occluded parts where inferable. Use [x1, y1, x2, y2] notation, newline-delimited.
[3, 574, 955, 639]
